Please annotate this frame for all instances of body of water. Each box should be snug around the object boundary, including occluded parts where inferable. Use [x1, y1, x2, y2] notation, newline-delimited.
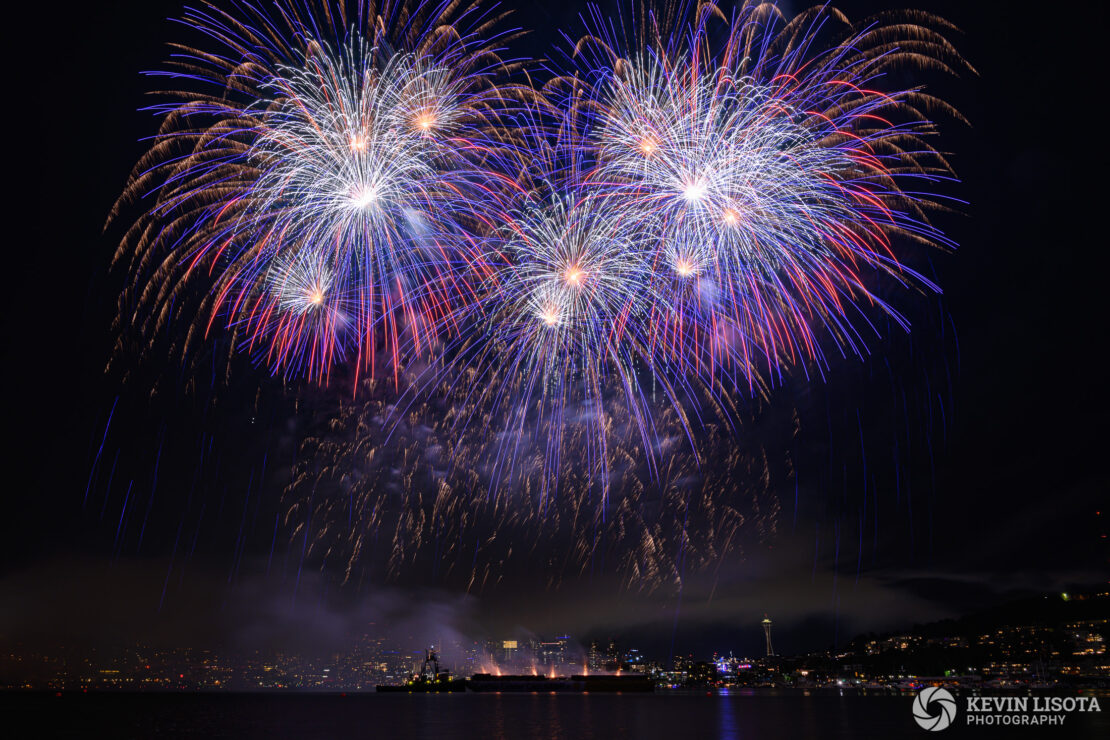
[8, 690, 1107, 739]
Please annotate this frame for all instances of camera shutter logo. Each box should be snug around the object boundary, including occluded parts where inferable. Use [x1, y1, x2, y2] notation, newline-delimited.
[913, 687, 958, 731]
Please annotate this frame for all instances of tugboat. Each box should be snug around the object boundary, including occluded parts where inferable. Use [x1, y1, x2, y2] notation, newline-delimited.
[376, 649, 466, 692]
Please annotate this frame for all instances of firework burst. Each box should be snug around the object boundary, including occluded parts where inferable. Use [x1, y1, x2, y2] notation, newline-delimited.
[457, 192, 662, 503]
[570, 1, 970, 389]
[110, 0, 525, 384]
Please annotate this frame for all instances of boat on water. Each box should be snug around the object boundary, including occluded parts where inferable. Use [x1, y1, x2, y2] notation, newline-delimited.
[376, 649, 466, 693]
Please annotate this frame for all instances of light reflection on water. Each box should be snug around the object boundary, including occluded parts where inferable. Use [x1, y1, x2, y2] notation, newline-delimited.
[10, 691, 1105, 740]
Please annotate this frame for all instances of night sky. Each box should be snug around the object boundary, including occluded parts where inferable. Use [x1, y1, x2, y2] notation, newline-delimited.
[5, 0, 1107, 662]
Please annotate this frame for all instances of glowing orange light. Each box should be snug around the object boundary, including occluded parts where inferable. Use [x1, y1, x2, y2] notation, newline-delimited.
[415, 113, 435, 131]
[349, 135, 367, 151]
[722, 208, 739, 225]
[308, 289, 324, 306]
[564, 265, 584, 286]
[639, 137, 657, 155]
[541, 308, 560, 326]
[675, 259, 695, 277]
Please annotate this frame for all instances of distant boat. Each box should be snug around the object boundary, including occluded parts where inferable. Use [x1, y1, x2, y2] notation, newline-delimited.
[376, 649, 466, 693]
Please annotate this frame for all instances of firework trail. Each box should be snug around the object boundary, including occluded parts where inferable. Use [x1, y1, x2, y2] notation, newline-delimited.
[285, 370, 787, 592]
[428, 183, 669, 507]
[110, 0, 527, 384]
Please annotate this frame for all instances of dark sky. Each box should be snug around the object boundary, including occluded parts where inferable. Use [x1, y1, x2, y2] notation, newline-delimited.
[4, 0, 1107, 661]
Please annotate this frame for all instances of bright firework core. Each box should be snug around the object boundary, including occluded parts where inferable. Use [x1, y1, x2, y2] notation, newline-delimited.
[564, 265, 585, 286]
[351, 184, 380, 209]
[682, 178, 708, 202]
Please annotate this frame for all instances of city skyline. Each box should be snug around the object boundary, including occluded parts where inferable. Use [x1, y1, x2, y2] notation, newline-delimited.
[6, 587, 1106, 693]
